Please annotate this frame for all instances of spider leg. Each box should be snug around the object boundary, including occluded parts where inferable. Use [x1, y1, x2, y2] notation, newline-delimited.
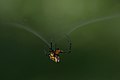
[44, 45, 51, 56]
[63, 35, 72, 54]
[68, 41, 72, 53]
[55, 42, 57, 50]
[50, 42, 53, 50]
[44, 49, 49, 56]
[50, 39, 57, 50]
[50, 39, 56, 50]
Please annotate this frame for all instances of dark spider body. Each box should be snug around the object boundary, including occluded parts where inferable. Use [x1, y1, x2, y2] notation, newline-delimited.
[48, 48, 63, 63]
[45, 38, 71, 63]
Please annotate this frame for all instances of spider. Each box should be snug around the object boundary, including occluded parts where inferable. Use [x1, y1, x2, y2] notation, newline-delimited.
[44, 38, 71, 63]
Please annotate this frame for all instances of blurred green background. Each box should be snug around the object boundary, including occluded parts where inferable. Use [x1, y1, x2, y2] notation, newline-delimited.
[0, 0, 120, 80]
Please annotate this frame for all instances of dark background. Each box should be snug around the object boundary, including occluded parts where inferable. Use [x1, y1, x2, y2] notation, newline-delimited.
[0, 0, 120, 80]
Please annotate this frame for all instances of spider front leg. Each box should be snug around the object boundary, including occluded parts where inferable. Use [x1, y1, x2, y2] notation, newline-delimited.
[63, 35, 72, 54]
[50, 42, 53, 50]
[44, 49, 48, 56]
[68, 41, 72, 53]
[44, 44, 51, 56]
